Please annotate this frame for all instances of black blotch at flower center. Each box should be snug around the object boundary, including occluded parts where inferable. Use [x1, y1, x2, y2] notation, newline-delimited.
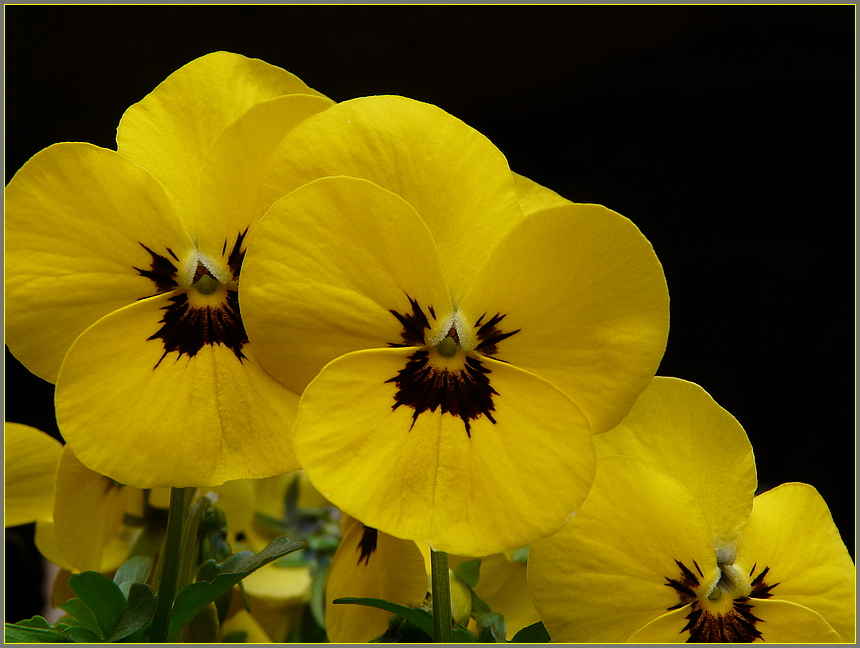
[133, 229, 250, 368]
[385, 294, 519, 437]
[664, 559, 779, 643]
[356, 524, 378, 566]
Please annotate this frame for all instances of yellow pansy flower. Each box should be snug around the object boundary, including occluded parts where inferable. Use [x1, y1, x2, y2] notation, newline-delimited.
[240, 95, 669, 556]
[528, 377, 855, 643]
[5, 52, 333, 488]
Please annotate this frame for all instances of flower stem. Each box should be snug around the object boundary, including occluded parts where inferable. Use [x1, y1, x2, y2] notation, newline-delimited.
[430, 548, 453, 643]
[150, 486, 193, 642]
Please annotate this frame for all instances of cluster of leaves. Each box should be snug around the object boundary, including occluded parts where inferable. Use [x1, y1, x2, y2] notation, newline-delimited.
[5, 525, 304, 643]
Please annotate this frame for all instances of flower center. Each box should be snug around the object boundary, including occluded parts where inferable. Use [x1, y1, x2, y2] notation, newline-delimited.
[435, 327, 460, 358]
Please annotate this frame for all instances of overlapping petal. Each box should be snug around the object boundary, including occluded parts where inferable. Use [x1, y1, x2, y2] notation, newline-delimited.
[117, 51, 326, 232]
[295, 347, 595, 556]
[460, 203, 669, 434]
[735, 483, 856, 642]
[241, 176, 453, 393]
[53, 445, 130, 572]
[196, 92, 333, 254]
[512, 172, 571, 215]
[55, 294, 300, 488]
[4, 143, 192, 382]
[4, 422, 62, 527]
[325, 514, 428, 642]
[595, 376, 756, 559]
[528, 455, 719, 643]
[261, 95, 524, 304]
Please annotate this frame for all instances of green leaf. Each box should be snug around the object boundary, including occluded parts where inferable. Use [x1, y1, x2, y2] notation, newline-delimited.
[475, 611, 506, 643]
[4, 620, 69, 643]
[453, 558, 481, 588]
[67, 571, 127, 640]
[332, 597, 434, 638]
[167, 535, 304, 638]
[107, 583, 157, 642]
[510, 620, 551, 643]
[113, 556, 153, 598]
[60, 598, 102, 639]
[59, 625, 102, 643]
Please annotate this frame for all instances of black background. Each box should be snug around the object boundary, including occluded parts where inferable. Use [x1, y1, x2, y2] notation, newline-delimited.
[5, 5, 855, 624]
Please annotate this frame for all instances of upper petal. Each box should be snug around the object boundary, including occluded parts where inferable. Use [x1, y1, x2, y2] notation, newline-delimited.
[261, 95, 524, 304]
[55, 294, 300, 488]
[459, 203, 669, 434]
[4, 422, 62, 527]
[595, 376, 757, 561]
[735, 482, 856, 643]
[294, 347, 596, 557]
[512, 172, 571, 215]
[117, 51, 326, 232]
[527, 455, 719, 643]
[196, 92, 334, 253]
[4, 142, 192, 382]
[241, 176, 453, 394]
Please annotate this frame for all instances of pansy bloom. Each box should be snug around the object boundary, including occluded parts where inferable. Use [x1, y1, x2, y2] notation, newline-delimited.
[240, 95, 669, 556]
[527, 377, 855, 643]
[5, 52, 333, 487]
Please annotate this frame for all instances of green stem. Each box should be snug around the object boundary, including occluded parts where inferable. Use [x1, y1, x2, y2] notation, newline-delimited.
[430, 548, 453, 643]
[150, 487, 193, 642]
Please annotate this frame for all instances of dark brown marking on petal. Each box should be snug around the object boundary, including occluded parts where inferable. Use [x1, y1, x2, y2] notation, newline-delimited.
[134, 243, 179, 297]
[144, 230, 251, 368]
[226, 227, 249, 279]
[667, 560, 778, 643]
[428, 304, 436, 320]
[693, 560, 704, 578]
[473, 312, 520, 356]
[149, 289, 249, 368]
[385, 350, 498, 437]
[665, 559, 700, 610]
[356, 524, 378, 566]
[165, 247, 180, 262]
[388, 294, 432, 347]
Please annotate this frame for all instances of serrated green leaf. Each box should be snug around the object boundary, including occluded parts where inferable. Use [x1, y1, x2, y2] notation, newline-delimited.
[510, 620, 551, 642]
[60, 625, 102, 643]
[453, 558, 482, 588]
[333, 597, 435, 638]
[167, 535, 304, 638]
[12, 616, 52, 628]
[469, 588, 493, 615]
[475, 611, 506, 643]
[452, 626, 479, 642]
[67, 571, 126, 639]
[4, 621, 69, 643]
[60, 598, 102, 639]
[107, 582, 156, 642]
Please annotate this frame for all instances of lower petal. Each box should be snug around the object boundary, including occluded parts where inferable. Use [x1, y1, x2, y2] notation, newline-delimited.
[55, 295, 300, 488]
[4, 422, 62, 527]
[294, 347, 596, 557]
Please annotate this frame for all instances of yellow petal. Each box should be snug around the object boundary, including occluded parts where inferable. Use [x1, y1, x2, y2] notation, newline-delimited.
[262, 95, 524, 304]
[473, 553, 540, 640]
[241, 176, 452, 393]
[628, 598, 843, 643]
[595, 376, 756, 560]
[735, 482, 856, 643]
[221, 609, 274, 643]
[295, 347, 596, 556]
[55, 294, 300, 488]
[4, 142, 191, 382]
[53, 445, 130, 572]
[196, 92, 334, 253]
[460, 203, 669, 434]
[4, 422, 61, 527]
[325, 513, 428, 642]
[528, 455, 718, 643]
[512, 172, 571, 215]
[117, 51, 325, 232]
